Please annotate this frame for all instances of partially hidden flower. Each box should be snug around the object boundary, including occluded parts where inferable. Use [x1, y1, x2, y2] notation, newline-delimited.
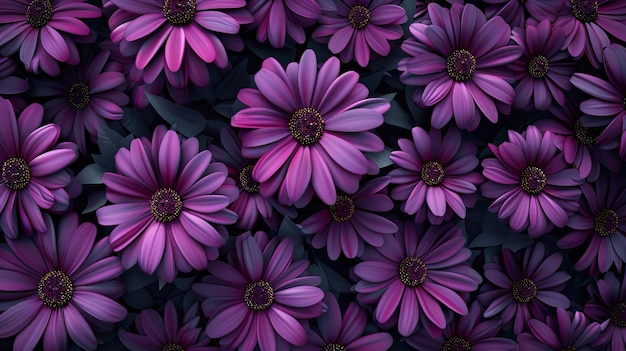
[584, 271, 626, 350]
[482, 0, 564, 28]
[0, 57, 28, 97]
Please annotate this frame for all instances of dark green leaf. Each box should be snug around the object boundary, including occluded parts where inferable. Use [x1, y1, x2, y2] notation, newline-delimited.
[83, 188, 107, 214]
[76, 164, 104, 185]
[365, 147, 393, 168]
[146, 92, 206, 137]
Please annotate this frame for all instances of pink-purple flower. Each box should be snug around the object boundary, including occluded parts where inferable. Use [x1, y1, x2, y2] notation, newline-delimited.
[584, 271, 626, 350]
[483, 0, 564, 28]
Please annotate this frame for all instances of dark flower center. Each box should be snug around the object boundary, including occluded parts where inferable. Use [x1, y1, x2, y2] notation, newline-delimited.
[322, 344, 346, 351]
[348, 5, 371, 30]
[610, 303, 626, 327]
[561, 347, 576, 351]
[399, 256, 428, 287]
[150, 188, 183, 223]
[1, 157, 31, 191]
[289, 107, 325, 145]
[521, 166, 546, 195]
[528, 55, 549, 78]
[446, 49, 476, 82]
[38, 270, 73, 308]
[571, 0, 598, 23]
[421, 161, 445, 186]
[163, 0, 196, 25]
[68, 82, 91, 110]
[574, 119, 602, 145]
[244, 280, 275, 311]
[330, 195, 355, 222]
[161, 343, 185, 351]
[594, 209, 619, 237]
[442, 337, 472, 351]
[512, 278, 537, 303]
[239, 164, 260, 193]
[26, 0, 53, 28]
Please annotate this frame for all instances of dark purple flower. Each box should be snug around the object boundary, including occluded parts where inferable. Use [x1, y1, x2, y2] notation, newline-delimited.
[407, 301, 519, 351]
[481, 125, 583, 237]
[96, 126, 239, 282]
[483, 0, 564, 28]
[0, 213, 126, 351]
[0, 100, 78, 239]
[192, 231, 325, 351]
[413, 0, 462, 21]
[231, 49, 388, 206]
[478, 243, 571, 334]
[0, 57, 28, 96]
[312, 0, 407, 67]
[299, 176, 398, 260]
[389, 126, 483, 224]
[119, 300, 217, 351]
[0, 0, 100, 75]
[398, 3, 521, 130]
[584, 271, 626, 350]
[354, 220, 482, 337]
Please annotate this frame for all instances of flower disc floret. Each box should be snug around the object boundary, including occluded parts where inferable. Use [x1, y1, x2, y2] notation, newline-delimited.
[26, 0, 53, 28]
[421, 161, 445, 186]
[150, 188, 183, 223]
[442, 337, 471, 351]
[398, 256, 428, 287]
[610, 303, 626, 328]
[594, 209, 619, 237]
[571, 0, 598, 23]
[161, 343, 185, 351]
[446, 49, 476, 82]
[2, 157, 31, 190]
[521, 166, 546, 194]
[68, 82, 91, 110]
[289, 107, 325, 145]
[239, 164, 260, 193]
[574, 119, 601, 145]
[322, 344, 346, 351]
[244, 280, 275, 311]
[329, 195, 355, 222]
[528, 55, 549, 78]
[38, 270, 74, 308]
[162, 0, 196, 25]
[512, 278, 537, 303]
[348, 6, 370, 29]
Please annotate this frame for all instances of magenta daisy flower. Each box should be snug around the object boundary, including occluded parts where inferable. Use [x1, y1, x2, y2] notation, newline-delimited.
[354, 220, 482, 337]
[407, 301, 518, 351]
[518, 307, 603, 351]
[108, 0, 252, 88]
[192, 231, 325, 351]
[584, 271, 626, 350]
[477, 243, 571, 334]
[295, 292, 393, 351]
[0, 57, 28, 96]
[0, 0, 100, 75]
[483, 0, 564, 28]
[510, 19, 576, 111]
[119, 300, 217, 351]
[481, 125, 583, 237]
[231, 49, 388, 206]
[389, 126, 483, 224]
[558, 174, 626, 275]
[0, 213, 127, 351]
[0, 100, 78, 239]
[299, 176, 398, 260]
[398, 3, 521, 131]
[96, 126, 239, 282]
[312, 0, 407, 67]
[29, 50, 129, 155]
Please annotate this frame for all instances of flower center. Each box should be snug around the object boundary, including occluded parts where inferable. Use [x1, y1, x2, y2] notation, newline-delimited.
[239, 164, 260, 193]
[594, 209, 619, 237]
[446, 49, 476, 82]
[574, 119, 602, 145]
[399, 256, 428, 287]
[329, 195, 355, 222]
[520, 166, 546, 195]
[571, 0, 598, 23]
[161, 343, 185, 351]
[322, 344, 346, 351]
[528, 55, 549, 78]
[38, 270, 73, 308]
[26, 0, 53, 28]
[421, 161, 445, 186]
[348, 5, 371, 30]
[561, 347, 576, 351]
[1, 158, 31, 191]
[68, 82, 90, 110]
[150, 188, 183, 223]
[512, 278, 537, 303]
[442, 337, 472, 351]
[610, 303, 626, 327]
[244, 280, 275, 311]
[163, 0, 196, 25]
[289, 107, 324, 145]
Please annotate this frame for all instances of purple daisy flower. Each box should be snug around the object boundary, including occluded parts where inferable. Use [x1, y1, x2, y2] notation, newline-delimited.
[0, 57, 28, 97]
[414, 0, 462, 21]
[231, 49, 388, 206]
[354, 220, 482, 337]
[407, 301, 519, 351]
[584, 271, 626, 350]
[398, 3, 521, 131]
[312, 0, 407, 67]
[0, 212, 127, 351]
[295, 292, 393, 351]
[192, 231, 325, 351]
[119, 300, 217, 351]
[0, 100, 78, 239]
[29, 50, 129, 155]
[389, 126, 483, 224]
[571, 43, 626, 159]
[559, 174, 626, 275]
[518, 307, 603, 351]
[510, 19, 576, 111]
[96, 126, 239, 282]
[108, 0, 252, 88]
[0, 0, 100, 76]
[477, 243, 571, 334]
[481, 125, 583, 237]
[299, 176, 398, 260]
[483, 0, 564, 28]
